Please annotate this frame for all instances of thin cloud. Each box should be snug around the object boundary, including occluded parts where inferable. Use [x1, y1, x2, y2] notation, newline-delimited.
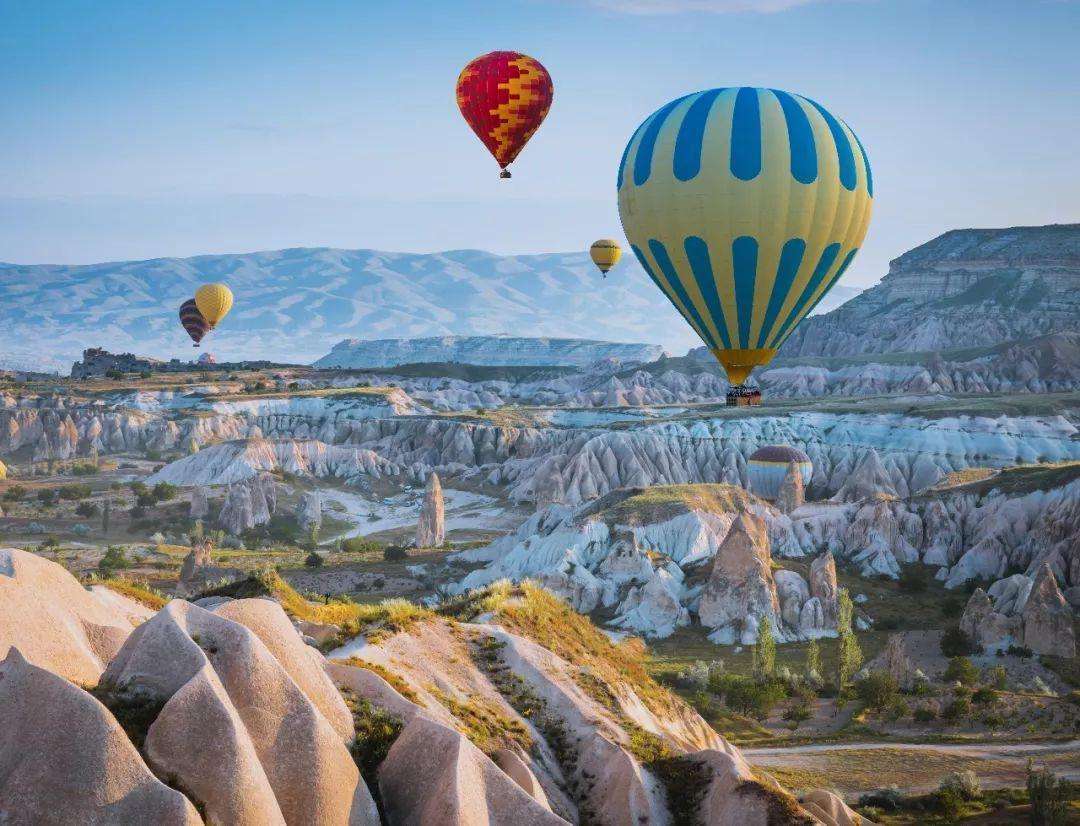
[578, 0, 854, 13]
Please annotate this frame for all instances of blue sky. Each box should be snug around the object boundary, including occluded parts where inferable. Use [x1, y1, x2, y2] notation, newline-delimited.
[2, 0, 1078, 288]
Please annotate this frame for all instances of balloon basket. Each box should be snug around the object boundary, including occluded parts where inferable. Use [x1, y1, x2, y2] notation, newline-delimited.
[726, 385, 762, 408]
[499, 168, 511, 179]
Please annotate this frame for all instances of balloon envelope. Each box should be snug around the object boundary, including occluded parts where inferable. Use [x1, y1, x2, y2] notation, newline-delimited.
[590, 239, 622, 275]
[617, 87, 872, 385]
[179, 298, 210, 346]
[456, 51, 553, 175]
[195, 283, 234, 328]
[747, 445, 813, 500]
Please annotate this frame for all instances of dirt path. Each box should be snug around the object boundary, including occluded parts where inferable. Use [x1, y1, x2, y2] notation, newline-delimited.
[746, 740, 1080, 796]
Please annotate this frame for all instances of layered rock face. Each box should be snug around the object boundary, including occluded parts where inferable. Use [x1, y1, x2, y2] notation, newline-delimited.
[453, 486, 840, 643]
[416, 472, 445, 548]
[783, 224, 1080, 357]
[960, 563, 1077, 657]
[315, 334, 665, 369]
[217, 473, 277, 536]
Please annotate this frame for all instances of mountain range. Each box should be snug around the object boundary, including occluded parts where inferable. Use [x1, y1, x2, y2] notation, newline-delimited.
[4, 224, 1077, 375]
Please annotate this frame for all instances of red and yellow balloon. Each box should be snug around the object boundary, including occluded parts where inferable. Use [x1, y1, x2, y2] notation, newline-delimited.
[456, 51, 553, 178]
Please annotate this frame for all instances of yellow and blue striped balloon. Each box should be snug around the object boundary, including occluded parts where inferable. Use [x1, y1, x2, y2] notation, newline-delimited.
[617, 87, 872, 385]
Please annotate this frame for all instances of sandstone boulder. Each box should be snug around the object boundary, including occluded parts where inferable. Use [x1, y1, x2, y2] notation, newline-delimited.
[777, 461, 805, 513]
[378, 715, 566, 826]
[0, 648, 201, 826]
[0, 548, 144, 683]
[102, 600, 378, 825]
[809, 552, 840, 628]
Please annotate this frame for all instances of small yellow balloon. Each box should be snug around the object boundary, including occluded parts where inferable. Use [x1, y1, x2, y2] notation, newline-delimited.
[195, 283, 234, 328]
[0, 458, 7, 481]
[590, 239, 622, 275]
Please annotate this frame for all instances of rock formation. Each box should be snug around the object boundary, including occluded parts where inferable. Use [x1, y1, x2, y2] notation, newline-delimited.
[298, 490, 322, 530]
[416, 472, 445, 548]
[777, 461, 805, 513]
[189, 485, 209, 520]
[101, 599, 379, 824]
[783, 224, 1080, 357]
[698, 513, 781, 644]
[809, 553, 840, 628]
[0, 548, 148, 683]
[960, 564, 1076, 657]
[176, 540, 215, 597]
[1021, 563, 1077, 658]
[882, 633, 916, 690]
[219, 482, 255, 535]
[0, 648, 202, 825]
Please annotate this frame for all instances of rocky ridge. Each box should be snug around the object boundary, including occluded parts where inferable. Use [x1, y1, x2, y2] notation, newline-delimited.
[0, 549, 862, 825]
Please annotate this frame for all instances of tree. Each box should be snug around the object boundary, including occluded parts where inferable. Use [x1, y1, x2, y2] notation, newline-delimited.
[304, 551, 324, 569]
[308, 523, 320, 549]
[752, 617, 776, 684]
[1027, 761, 1071, 826]
[102, 499, 111, 535]
[189, 519, 205, 544]
[855, 670, 899, 712]
[944, 656, 979, 686]
[804, 639, 822, 685]
[835, 588, 863, 688]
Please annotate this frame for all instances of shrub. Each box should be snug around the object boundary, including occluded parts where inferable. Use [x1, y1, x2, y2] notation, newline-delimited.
[152, 482, 178, 502]
[98, 546, 131, 576]
[721, 676, 785, 720]
[128, 481, 148, 497]
[857, 786, 904, 812]
[1027, 762, 1071, 826]
[75, 501, 100, 518]
[1006, 643, 1034, 659]
[914, 705, 937, 723]
[936, 785, 964, 821]
[304, 552, 324, 569]
[942, 695, 971, 722]
[36, 489, 58, 506]
[855, 670, 900, 712]
[944, 656, 980, 686]
[940, 596, 966, 618]
[2, 485, 26, 501]
[972, 687, 998, 705]
[341, 536, 385, 554]
[136, 491, 157, 508]
[383, 545, 409, 562]
[59, 484, 93, 500]
[939, 770, 980, 801]
[941, 626, 978, 657]
[71, 463, 99, 476]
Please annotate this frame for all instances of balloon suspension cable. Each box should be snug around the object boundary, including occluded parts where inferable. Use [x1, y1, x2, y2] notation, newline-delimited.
[499, 168, 511, 179]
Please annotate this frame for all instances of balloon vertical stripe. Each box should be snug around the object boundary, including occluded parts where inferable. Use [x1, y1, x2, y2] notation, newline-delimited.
[732, 236, 759, 348]
[673, 88, 725, 182]
[730, 88, 762, 181]
[643, 240, 718, 348]
[768, 242, 842, 347]
[684, 235, 733, 349]
[848, 123, 874, 196]
[759, 238, 807, 348]
[634, 95, 692, 186]
[806, 98, 857, 191]
[771, 89, 817, 184]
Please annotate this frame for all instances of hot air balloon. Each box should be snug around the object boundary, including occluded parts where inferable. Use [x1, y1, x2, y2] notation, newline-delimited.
[179, 299, 210, 347]
[747, 445, 812, 501]
[0, 458, 7, 481]
[456, 51, 553, 178]
[590, 239, 622, 277]
[195, 283, 234, 329]
[617, 88, 872, 395]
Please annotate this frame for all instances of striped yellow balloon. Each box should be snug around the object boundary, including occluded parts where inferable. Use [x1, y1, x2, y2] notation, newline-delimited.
[590, 239, 622, 275]
[0, 458, 7, 481]
[617, 87, 872, 386]
[194, 283, 234, 328]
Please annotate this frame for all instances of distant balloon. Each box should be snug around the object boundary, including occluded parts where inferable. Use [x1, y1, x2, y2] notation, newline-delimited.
[179, 299, 210, 347]
[747, 445, 813, 500]
[617, 87, 873, 387]
[195, 283, 234, 329]
[456, 51, 553, 178]
[590, 239, 622, 277]
[0, 458, 7, 481]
